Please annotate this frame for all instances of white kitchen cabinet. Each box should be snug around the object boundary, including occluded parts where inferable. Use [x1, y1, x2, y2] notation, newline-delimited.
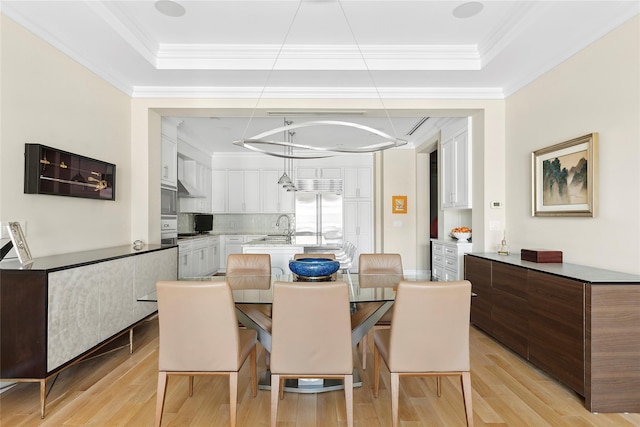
[211, 170, 227, 212]
[227, 170, 261, 212]
[343, 199, 373, 272]
[161, 135, 177, 188]
[178, 236, 220, 278]
[441, 124, 471, 209]
[261, 170, 294, 213]
[430, 238, 472, 281]
[344, 167, 372, 199]
[178, 240, 193, 278]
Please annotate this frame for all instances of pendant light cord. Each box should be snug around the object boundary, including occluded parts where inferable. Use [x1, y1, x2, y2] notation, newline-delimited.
[241, 1, 304, 140]
[336, 0, 399, 139]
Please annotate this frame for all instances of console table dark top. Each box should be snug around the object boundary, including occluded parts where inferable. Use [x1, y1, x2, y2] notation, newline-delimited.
[467, 253, 640, 284]
[0, 244, 177, 273]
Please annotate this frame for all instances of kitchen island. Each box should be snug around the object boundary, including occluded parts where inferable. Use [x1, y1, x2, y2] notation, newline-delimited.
[242, 234, 343, 274]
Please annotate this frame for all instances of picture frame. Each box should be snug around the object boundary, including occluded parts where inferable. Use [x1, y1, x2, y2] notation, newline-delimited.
[532, 133, 598, 217]
[24, 144, 116, 201]
[7, 221, 33, 265]
[392, 195, 407, 214]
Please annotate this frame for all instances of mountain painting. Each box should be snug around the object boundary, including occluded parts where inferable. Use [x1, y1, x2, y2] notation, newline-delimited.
[542, 150, 588, 206]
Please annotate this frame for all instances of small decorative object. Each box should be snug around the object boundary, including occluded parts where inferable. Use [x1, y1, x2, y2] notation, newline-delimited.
[532, 133, 597, 217]
[132, 240, 145, 250]
[498, 232, 510, 255]
[6, 222, 33, 265]
[451, 227, 471, 242]
[24, 144, 116, 201]
[289, 258, 340, 280]
[392, 195, 407, 214]
[521, 249, 563, 263]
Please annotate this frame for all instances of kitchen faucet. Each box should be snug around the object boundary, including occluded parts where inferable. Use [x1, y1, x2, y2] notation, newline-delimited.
[275, 214, 292, 236]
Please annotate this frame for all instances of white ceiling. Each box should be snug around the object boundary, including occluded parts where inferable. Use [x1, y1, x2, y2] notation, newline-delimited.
[4, 1, 638, 153]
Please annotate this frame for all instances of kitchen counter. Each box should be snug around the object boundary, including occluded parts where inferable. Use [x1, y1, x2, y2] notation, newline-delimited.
[244, 234, 342, 249]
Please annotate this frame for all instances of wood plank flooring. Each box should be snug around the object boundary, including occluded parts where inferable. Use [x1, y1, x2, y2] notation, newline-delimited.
[1, 317, 638, 426]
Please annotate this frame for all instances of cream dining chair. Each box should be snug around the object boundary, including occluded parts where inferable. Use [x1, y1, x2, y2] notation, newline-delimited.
[373, 280, 474, 427]
[154, 280, 257, 427]
[357, 253, 403, 370]
[269, 280, 354, 427]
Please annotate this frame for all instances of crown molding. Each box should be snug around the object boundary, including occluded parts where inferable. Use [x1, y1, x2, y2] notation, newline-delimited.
[155, 44, 481, 71]
[132, 86, 504, 100]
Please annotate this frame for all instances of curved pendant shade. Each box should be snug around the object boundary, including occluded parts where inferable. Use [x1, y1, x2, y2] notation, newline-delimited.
[233, 120, 407, 159]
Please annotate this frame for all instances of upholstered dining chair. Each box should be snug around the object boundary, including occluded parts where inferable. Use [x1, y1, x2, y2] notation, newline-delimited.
[270, 281, 354, 427]
[154, 280, 257, 427]
[227, 253, 271, 276]
[357, 253, 403, 369]
[373, 280, 474, 427]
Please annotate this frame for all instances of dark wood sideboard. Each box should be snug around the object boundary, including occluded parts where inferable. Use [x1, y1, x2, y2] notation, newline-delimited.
[465, 253, 640, 413]
[0, 244, 178, 418]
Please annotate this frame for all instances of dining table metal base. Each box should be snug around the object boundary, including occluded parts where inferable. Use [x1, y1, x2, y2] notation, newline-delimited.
[257, 369, 363, 393]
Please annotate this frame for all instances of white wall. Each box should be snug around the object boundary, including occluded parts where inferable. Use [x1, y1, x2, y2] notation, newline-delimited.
[0, 16, 132, 257]
[505, 15, 640, 273]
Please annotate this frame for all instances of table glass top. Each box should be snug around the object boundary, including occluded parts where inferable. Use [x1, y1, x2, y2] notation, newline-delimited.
[138, 273, 432, 303]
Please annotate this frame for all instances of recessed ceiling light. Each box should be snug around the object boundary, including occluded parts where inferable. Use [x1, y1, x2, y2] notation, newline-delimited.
[155, 0, 186, 18]
[453, 2, 484, 19]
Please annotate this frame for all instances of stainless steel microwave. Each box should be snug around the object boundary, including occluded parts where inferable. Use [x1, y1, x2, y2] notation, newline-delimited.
[161, 186, 177, 216]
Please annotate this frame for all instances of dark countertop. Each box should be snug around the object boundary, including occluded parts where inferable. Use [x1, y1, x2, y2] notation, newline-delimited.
[0, 244, 176, 272]
[467, 252, 640, 284]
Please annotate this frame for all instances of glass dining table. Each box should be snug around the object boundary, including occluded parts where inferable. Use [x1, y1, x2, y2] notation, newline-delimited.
[138, 272, 431, 392]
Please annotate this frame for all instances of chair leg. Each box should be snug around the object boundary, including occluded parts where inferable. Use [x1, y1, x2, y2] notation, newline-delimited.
[229, 372, 238, 427]
[461, 371, 474, 427]
[361, 334, 368, 370]
[279, 377, 285, 400]
[390, 372, 400, 427]
[250, 346, 258, 397]
[271, 374, 281, 427]
[189, 375, 194, 397]
[436, 375, 442, 397]
[155, 372, 168, 427]
[344, 374, 354, 427]
[373, 344, 380, 397]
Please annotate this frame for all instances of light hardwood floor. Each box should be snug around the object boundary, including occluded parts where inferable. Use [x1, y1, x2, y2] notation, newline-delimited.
[1, 317, 638, 426]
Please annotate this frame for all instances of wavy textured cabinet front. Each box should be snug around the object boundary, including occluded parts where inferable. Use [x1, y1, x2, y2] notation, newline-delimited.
[0, 246, 177, 378]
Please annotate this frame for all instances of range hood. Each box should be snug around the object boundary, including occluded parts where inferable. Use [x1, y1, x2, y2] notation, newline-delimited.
[177, 179, 204, 198]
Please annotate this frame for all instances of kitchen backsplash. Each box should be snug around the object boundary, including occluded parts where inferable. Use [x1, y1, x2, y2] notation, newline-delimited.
[178, 213, 295, 235]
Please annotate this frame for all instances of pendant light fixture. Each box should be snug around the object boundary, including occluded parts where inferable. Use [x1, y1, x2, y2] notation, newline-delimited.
[233, 0, 407, 158]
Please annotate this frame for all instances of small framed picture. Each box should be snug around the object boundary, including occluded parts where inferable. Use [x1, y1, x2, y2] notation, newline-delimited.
[392, 195, 407, 214]
[7, 222, 33, 265]
[532, 133, 598, 217]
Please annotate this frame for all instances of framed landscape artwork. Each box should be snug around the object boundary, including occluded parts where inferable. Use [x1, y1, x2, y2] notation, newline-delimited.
[532, 133, 598, 217]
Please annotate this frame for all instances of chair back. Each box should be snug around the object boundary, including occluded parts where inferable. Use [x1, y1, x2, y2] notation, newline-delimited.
[227, 253, 271, 275]
[389, 280, 471, 372]
[156, 280, 240, 372]
[270, 281, 353, 375]
[359, 253, 403, 275]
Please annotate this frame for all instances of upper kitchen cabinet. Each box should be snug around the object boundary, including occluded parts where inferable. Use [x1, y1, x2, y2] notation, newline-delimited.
[261, 170, 295, 213]
[441, 118, 471, 209]
[344, 167, 372, 199]
[160, 118, 179, 188]
[227, 170, 261, 213]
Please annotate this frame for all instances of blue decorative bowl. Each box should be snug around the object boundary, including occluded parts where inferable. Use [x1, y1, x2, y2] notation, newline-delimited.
[289, 258, 340, 278]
